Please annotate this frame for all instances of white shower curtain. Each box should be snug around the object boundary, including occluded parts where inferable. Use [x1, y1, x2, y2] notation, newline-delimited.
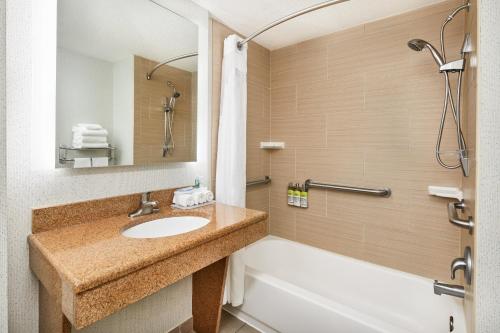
[216, 34, 247, 306]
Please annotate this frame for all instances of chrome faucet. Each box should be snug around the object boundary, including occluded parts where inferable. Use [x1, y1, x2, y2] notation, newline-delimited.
[434, 281, 465, 298]
[128, 192, 160, 218]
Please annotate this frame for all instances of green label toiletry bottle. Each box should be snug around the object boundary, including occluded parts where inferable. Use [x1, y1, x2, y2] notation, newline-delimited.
[300, 186, 308, 208]
[288, 183, 294, 206]
[294, 183, 301, 207]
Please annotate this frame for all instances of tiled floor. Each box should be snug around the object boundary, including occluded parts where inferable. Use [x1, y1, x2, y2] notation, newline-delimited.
[219, 310, 261, 333]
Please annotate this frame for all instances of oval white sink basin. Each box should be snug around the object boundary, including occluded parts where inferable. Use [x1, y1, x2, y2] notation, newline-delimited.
[122, 216, 210, 239]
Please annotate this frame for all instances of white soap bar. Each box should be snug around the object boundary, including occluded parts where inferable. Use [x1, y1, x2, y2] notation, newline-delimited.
[260, 142, 285, 149]
[428, 186, 463, 200]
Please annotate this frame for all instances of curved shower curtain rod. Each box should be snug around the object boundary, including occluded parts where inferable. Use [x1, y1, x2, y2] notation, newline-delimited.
[146, 52, 198, 80]
[237, 0, 350, 49]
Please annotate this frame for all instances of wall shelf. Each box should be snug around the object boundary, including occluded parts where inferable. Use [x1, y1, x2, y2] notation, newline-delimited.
[260, 142, 285, 150]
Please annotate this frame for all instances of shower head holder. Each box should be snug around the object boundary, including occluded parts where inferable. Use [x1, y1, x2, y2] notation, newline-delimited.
[439, 59, 465, 73]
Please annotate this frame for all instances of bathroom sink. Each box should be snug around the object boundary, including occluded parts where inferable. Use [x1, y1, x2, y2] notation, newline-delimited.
[122, 216, 210, 239]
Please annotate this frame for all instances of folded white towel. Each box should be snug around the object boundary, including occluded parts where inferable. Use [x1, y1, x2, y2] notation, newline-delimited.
[192, 191, 207, 205]
[72, 142, 109, 149]
[91, 157, 109, 167]
[73, 135, 108, 143]
[72, 127, 108, 136]
[173, 193, 195, 207]
[77, 123, 102, 130]
[73, 157, 91, 168]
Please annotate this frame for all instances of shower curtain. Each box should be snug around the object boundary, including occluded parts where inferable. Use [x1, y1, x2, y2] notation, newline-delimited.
[216, 34, 248, 306]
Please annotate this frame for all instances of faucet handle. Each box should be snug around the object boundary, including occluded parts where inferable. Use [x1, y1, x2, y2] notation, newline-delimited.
[450, 246, 472, 285]
[141, 192, 152, 203]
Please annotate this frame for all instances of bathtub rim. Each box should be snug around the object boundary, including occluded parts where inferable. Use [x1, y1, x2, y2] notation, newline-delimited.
[248, 235, 466, 291]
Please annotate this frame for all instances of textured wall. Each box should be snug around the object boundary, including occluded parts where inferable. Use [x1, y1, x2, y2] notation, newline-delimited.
[475, 0, 500, 331]
[268, 0, 465, 282]
[461, 1, 477, 331]
[5, 0, 210, 332]
[0, 0, 7, 330]
[211, 20, 271, 215]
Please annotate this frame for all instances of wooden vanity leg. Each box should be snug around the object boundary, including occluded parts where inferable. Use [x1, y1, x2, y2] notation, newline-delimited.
[39, 283, 71, 333]
[192, 257, 229, 333]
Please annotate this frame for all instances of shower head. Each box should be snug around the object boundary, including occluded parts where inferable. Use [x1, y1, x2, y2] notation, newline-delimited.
[167, 81, 181, 98]
[407, 39, 445, 67]
[407, 39, 426, 51]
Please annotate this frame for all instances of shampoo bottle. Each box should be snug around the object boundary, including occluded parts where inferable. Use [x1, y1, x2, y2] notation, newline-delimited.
[300, 185, 308, 208]
[287, 183, 294, 206]
[294, 183, 301, 207]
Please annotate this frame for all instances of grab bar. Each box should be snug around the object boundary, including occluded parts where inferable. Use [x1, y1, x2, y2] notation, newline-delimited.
[246, 176, 271, 187]
[448, 201, 474, 232]
[304, 179, 391, 197]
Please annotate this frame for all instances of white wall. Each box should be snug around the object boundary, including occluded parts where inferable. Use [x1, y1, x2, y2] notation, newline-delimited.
[56, 48, 114, 149]
[112, 56, 134, 166]
[6, 0, 211, 333]
[0, 0, 8, 330]
[476, 0, 500, 331]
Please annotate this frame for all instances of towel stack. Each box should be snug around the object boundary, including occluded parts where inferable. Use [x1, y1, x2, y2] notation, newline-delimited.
[173, 187, 214, 208]
[72, 123, 109, 149]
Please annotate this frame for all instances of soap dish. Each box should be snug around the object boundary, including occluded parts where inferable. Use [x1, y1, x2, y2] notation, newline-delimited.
[428, 186, 463, 201]
[260, 142, 285, 149]
[171, 201, 215, 210]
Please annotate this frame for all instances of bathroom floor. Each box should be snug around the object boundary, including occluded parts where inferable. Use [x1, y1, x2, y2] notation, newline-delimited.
[219, 310, 260, 333]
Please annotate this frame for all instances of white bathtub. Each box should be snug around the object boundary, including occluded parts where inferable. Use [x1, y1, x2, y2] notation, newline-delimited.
[225, 236, 465, 333]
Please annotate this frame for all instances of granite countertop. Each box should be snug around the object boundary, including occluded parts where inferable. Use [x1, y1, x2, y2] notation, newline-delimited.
[28, 203, 267, 294]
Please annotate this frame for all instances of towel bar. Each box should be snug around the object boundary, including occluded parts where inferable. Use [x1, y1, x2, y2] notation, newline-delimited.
[58, 145, 115, 164]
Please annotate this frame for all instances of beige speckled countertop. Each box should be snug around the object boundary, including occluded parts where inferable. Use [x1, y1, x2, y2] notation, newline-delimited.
[29, 203, 267, 294]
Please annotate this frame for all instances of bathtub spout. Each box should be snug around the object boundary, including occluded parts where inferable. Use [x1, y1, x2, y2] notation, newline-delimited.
[433, 280, 464, 298]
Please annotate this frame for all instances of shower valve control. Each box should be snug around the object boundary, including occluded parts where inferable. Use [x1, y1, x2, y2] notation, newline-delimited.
[451, 246, 472, 285]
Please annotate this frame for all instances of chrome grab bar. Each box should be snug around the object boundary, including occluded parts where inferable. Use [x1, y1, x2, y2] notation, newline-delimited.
[246, 176, 271, 187]
[448, 201, 474, 232]
[304, 179, 391, 197]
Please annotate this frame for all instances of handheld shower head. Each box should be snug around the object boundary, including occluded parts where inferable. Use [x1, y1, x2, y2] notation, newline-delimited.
[407, 39, 445, 66]
[165, 81, 181, 110]
[407, 39, 426, 51]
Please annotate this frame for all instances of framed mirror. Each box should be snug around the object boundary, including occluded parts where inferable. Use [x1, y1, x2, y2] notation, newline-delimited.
[56, 0, 198, 168]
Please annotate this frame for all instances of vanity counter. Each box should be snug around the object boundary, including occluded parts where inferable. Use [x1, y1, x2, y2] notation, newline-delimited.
[28, 195, 268, 332]
[29, 203, 266, 293]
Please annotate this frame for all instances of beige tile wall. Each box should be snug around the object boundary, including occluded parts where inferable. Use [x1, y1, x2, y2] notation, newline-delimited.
[134, 55, 196, 164]
[211, 21, 271, 214]
[269, 0, 466, 282]
[461, 0, 477, 331]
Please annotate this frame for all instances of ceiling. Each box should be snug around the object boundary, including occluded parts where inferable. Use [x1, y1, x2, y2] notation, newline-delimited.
[193, 0, 446, 50]
[58, 0, 198, 71]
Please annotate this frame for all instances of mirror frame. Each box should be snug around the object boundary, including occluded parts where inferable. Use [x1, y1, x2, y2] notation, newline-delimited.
[32, 0, 212, 173]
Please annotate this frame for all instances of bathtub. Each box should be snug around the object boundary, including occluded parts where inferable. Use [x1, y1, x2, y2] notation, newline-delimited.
[225, 236, 465, 333]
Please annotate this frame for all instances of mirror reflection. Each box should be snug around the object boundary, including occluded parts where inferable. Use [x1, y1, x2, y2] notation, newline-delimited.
[56, 0, 198, 168]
